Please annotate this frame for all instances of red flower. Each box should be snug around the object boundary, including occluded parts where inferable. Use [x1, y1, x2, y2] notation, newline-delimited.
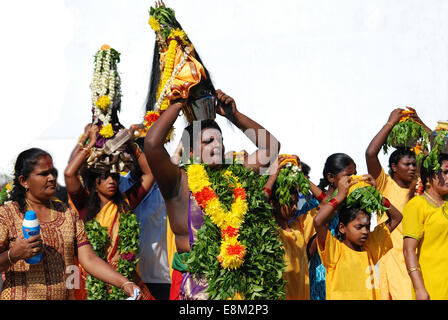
[221, 226, 240, 240]
[233, 187, 247, 200]
[193, 187, 216, 209]
[226, 243, 246, 259]
[144, 112, 160, 126]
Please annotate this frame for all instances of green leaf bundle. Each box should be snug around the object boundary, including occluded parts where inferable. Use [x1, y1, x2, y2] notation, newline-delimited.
[383, 119, 429, 161]
[424, 130, 448, 171]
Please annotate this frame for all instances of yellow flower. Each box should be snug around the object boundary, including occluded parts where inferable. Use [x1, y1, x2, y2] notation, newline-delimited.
[228, 198, 248, 227]
[218, 237, 245, 270]
[5, 183, 12, 191]
[186, 164, 211, 193]
[226, 292, 244, 300]
[205, 198, 227, 228]
[96, 95, 111, 112]
[148, 16, 161, 32]
[99, 123, 114, 138]
[169, 28, 189, 45]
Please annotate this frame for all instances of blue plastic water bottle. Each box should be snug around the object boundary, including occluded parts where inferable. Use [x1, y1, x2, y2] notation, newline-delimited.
[22, 210, 42, 264]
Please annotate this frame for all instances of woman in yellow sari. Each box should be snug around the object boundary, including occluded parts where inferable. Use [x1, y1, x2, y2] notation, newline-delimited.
[64, 124, 155, 300]
[403, 154, 448, 300]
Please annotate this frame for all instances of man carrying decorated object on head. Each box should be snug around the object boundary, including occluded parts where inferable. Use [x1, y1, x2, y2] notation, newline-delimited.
[143, 3, 286, 300]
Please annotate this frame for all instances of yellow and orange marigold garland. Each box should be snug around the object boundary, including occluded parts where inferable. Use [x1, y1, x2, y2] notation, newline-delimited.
[157, 39, 178, 111]
[187, 164, 248, 270]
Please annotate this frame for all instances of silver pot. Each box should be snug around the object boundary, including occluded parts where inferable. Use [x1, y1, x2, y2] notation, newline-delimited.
[390, 137, 419, 149]
[182, 95, 216, 124]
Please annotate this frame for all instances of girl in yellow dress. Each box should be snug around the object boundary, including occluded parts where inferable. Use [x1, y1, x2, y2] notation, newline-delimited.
[365, 108, 432, 299]
[313, 174, 402, 300]
[403, 154, 448, 300]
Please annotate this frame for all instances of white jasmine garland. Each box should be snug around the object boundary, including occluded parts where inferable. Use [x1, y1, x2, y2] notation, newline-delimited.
[89, 47, 121, 128]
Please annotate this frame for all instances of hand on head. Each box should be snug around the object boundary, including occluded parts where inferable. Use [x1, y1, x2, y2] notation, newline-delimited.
[387, 108, 405, 125]
[337, 176, 358, 198]
[215, 89, 238, 119]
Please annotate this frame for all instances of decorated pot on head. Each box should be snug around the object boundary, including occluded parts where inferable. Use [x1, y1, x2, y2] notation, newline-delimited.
[429, 121, 448, 155]
[136, 3, 217, 138]
[87, 44, 134, 173]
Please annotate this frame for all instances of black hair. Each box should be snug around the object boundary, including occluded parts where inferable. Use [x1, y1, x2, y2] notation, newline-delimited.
[144, 22, 215, 113]
[10, 148, 55, 212]
[335, 202, 370, 241]
[301, 162, 311, 177]
[81, 169, 130, 222]
[420, 153, 448, 192]
[388, 147, 416, 178]
[318, 153, 355, 191]
[181, 119, 222, 153]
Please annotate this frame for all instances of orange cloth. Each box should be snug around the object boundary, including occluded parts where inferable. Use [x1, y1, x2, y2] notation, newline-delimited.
[280, 208, 317, 300]
[318, 223, 393, 300]
[375, 168, 413, 300]
[162, 46, 206, 100]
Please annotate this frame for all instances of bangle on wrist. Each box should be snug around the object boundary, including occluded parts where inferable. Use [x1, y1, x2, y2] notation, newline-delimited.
[133, 143, 142, 158]
[7, 249, 15, 265]
[82, 146, 92, 156]
[327, 198, 339, 210]
[407, 266, 420, 275]
[263, 187, 272, 198]
[386, 122, 394, 127]
[120, 281, 134, 290]
[382, 197, 391, 209]
[316, 191, 326, 202]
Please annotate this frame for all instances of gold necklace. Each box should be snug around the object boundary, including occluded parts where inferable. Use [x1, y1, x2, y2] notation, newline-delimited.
[26, 199, 55, 220]
[424, 191, 443, 207]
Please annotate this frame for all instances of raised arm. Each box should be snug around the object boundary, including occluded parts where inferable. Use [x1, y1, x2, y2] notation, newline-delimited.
[144, 101, 185, 200]
[126, 124, 155, 194]
[365, 108, 403, 179]
[313, 176, 352, 250]
[215, 89, 280, 172]
[64, 125, 98, 195]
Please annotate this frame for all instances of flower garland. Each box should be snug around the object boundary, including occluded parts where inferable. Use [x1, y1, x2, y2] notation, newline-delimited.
[185, 162, 286, 300]
[157, 38, 178, 111]
[90, 44, 122, 138]
[135, 6, 195, 143]
[187, 164, 248, 269]
[84, 210, 141, 300]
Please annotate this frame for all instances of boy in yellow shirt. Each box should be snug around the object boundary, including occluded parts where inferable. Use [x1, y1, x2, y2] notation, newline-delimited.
[263, 154, 318, 300]
[314, 175, 402, 300]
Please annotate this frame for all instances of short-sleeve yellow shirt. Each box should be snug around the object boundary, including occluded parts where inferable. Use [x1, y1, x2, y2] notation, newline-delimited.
[318, 222, 392, 300]
[403, 195, 448, 300]
[375, 168, 413, 300]
[280, 208, 317, 300]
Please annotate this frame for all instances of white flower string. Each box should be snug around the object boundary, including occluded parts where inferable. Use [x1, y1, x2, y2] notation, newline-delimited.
[89, 46, 121, 128]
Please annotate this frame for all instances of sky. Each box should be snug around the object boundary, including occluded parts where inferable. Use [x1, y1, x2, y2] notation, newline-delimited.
[0, 0, 447, 186]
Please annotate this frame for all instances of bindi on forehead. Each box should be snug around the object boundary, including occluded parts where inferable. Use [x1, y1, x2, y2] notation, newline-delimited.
[38, 155, 54, 168]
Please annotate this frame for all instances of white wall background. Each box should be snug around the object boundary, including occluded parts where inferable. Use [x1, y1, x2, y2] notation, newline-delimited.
[0, 0, 447, 186]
